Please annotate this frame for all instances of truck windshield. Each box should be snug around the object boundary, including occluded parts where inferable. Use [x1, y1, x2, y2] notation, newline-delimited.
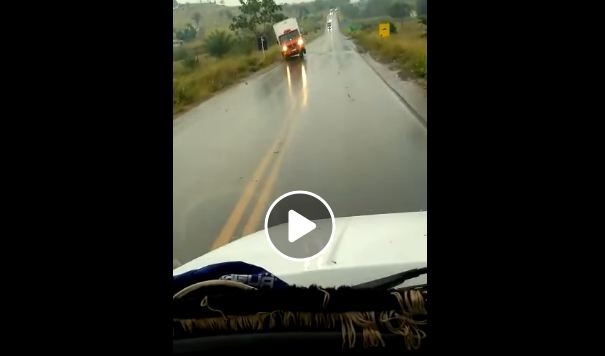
[279, 30, 300, 44]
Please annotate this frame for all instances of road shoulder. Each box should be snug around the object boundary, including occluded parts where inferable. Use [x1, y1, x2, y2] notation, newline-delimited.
[357, 51, 427, 125]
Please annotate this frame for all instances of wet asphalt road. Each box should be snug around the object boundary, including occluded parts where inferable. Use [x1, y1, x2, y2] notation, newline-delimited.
[173, 18, 427, 265]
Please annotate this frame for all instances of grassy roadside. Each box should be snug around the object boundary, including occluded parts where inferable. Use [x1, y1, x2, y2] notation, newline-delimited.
[173, 1, 328, 118]
[173, 46, 281, 116]
[173, 28, 324, 118]
[343, 17, 427, 88]
[302, 27, 323, 44]
[173, 3, 236, 33]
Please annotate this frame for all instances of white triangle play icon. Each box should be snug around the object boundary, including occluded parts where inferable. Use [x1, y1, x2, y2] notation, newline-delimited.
[288, 209, 316, 243]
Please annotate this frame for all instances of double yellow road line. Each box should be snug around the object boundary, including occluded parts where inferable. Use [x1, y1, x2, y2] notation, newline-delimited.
[210, 99, 302, 250]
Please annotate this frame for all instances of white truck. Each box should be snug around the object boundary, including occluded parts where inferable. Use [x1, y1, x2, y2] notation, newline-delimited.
[273, 17, 306, 59]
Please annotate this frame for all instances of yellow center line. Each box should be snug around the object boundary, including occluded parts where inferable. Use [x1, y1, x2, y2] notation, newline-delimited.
[241, 106, 301, 236]
[209, 100, 297, 250]
[240, 131, 291, 236]
[210, 62, 309, 250]
[209, 142, 275, 250]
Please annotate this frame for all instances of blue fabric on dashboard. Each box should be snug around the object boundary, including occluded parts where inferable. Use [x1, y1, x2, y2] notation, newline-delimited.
[173, 261, 289, 293]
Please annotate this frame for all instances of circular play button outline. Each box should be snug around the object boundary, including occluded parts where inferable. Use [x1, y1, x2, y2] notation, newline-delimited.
[264, 190, 336, 261]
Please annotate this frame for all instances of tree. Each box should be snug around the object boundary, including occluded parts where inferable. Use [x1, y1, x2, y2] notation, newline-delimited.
[298, 5, 309, 21]
[418, 16, 427, 37]
[176, 24, 197, 42]
[230, 0, 262, 34]
[182, 55, 199, 70]
[203, 30, 234, 57]
[192, 12, 201, 29]
[273, 13, 286, 22]
[220, 0, 225, 5]
[389, 2, 412, 19]
[417, 0, 427, 30]
[341, 3, 360, 19]
[230, 0, 284, 35]
[258, 0, 283, 25]
[361, 0, 391, 17]
[416, 0, 427, 16]
[389, 1, 412, 30]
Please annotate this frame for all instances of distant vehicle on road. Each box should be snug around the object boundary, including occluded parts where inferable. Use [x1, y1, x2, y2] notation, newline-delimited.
[273, 17, 306, 60]
[327, 20, 332, 31]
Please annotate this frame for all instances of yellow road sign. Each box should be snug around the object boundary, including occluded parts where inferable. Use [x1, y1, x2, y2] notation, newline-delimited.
[378, 22, 390, 38]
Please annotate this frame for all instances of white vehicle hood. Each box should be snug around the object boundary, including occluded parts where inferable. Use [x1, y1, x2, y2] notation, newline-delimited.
[173, 211, 427, 288]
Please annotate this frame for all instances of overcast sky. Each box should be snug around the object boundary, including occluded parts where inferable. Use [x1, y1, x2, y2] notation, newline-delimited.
[178, 0, 316, 6]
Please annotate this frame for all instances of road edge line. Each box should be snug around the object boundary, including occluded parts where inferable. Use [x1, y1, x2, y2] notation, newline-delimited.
[355, 48, 427, 128]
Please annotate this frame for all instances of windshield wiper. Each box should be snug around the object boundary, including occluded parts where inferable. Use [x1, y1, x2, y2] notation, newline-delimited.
[351, 267, 427, 290]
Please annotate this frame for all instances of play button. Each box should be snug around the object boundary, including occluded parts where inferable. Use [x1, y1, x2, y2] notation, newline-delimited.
[265, 190, 335, 260]
[288, 210, 316, 242]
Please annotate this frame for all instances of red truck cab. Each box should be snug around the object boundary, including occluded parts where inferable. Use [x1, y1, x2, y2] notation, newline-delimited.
[279, 29, 306, 59]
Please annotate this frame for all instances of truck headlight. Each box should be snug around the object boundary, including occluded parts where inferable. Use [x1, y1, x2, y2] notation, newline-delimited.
[282, 45, 287, 52]
[297, 38, 304, 46]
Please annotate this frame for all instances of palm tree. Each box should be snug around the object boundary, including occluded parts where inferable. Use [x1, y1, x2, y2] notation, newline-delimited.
[192, 12, 201, 30]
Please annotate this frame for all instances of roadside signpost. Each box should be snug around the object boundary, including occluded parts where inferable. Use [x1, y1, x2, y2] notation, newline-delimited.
[258, 35, 267, 58]
[378, 22, 390, 38]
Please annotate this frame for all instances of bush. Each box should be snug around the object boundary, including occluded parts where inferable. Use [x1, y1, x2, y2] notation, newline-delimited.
[409, 54, 426, 78]
[182, 55, 199, 70]
[341, 3, 360, 18]
[346, 23, 362, 33]
[173, 79, 195, 106]
[245, 55, 260, 71]
[260, 46, 281, 67]
[417, 0, 427, 16]
[173, 46, 284, 116]
[231, 35, 256, 55]
[352, 26, 427, 80]
[418, 16, 427, 37]
[173, 47, 190, 61]
[191, 43, 206, 56]
[201, 59, 240, 92]
[358, 20, 397, 34]
[203, 30, 234, 58]
[360, 22, 373, 31]
[176, 24, 197, 42]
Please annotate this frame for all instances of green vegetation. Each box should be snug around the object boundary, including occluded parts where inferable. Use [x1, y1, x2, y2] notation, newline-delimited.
[172, 0, 427, 116]
[229, 0, 284, 35]
[343, 0, 418, 18]
[173, 47, 281, 116]
[173, 1, 328, 117]
[388, 2, 413, 19]
[192, 12, 202, 29]
[301, 12, 325, 35]
[340, 0, 427, 87]
[173, 1, 288, 117]
[416, 0, 427, 16]
[203, 30, 234, 58]
[349, 20, 426, 86]
[173, 3, 235, 32]
[175, 24, 197, 42]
